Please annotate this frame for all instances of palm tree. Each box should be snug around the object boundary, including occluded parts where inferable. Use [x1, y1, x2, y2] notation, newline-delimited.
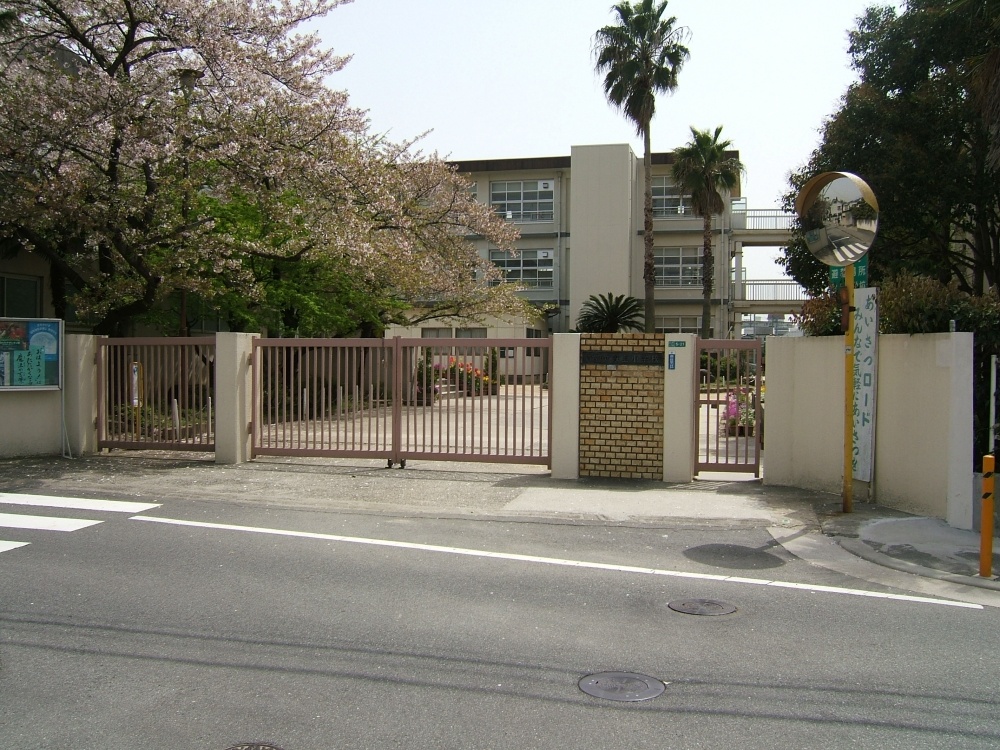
[672, 126, 745, 339]
[576, 292, 644, 333]
[594, 0, 689, 333]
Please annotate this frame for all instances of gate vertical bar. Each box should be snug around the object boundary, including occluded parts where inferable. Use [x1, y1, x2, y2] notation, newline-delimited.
[391, 336, 403, 465]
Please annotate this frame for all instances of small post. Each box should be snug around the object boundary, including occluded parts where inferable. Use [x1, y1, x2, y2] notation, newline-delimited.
[981, 454, 995, 578]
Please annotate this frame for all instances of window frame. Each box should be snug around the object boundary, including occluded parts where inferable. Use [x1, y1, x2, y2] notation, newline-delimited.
[489, 249, 555, 289]
[655, 315, 701, 334]
[651, 176, 693, 218]
[490, 180, 554, 223]
[654, 247, 703, 288]
[0, 273, 42, 318]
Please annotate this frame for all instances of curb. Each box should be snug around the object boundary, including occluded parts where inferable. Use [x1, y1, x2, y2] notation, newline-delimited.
[838, 538, 1000, 592]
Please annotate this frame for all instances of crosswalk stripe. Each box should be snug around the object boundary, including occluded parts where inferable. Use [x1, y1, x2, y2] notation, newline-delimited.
[0, 513, 103, 532]
[0, 493, 160, 513]
[0, 540, 30, 552]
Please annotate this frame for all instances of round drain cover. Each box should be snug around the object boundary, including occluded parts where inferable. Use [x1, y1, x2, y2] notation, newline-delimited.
[225, 745, 284, 750]
[668, 598, 737, 616]
[579, 672, 665, 702]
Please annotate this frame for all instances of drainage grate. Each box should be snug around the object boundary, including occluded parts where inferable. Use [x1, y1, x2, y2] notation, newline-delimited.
[578, 672, 665, 702]
[667, 598, 737, 616]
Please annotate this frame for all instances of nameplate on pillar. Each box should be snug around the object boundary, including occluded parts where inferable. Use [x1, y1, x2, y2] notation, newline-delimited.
[580, 351, 665, 367]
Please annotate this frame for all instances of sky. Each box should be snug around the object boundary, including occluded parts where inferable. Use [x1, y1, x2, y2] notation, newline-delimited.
[312, 0, 901, 278]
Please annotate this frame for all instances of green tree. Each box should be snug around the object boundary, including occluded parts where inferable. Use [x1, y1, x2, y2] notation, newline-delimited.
[594, 0, 688, 333]
[576, 292, 644, 333]
[780, 1, 1000, 295]
[671, 126, 744, 339]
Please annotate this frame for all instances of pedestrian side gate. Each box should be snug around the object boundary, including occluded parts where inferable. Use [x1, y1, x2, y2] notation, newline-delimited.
[696, 338, 762, 476]
[251, 337, 551, 466]
[97, 337, 216, 451]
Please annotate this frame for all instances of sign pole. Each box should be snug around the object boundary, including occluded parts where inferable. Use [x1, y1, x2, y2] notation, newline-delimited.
[844, 264, 855, 513]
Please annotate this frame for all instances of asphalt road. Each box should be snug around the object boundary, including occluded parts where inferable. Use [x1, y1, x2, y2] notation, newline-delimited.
[2, 491, 999, 749]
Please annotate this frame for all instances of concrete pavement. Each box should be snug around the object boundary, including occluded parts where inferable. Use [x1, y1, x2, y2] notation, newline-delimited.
[1, 452, 998, 606]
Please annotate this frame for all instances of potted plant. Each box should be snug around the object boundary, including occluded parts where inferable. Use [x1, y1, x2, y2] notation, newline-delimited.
[724, 389, 755, 436]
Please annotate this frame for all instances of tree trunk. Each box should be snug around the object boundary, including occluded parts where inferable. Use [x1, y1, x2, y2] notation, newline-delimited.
[700, 212, 713, 339]
[642, 124, 656, 334]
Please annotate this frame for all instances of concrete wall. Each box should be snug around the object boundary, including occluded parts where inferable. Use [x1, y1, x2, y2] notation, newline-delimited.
[64, 335, 98, 457]
[663, 334, 698, 481]
[550, 332, 697, 483]
[765, 333, 974, 527]
[568, 144, 634, 325]
[0, 388, 63, 457]
[764, 337, 845, 493]
[215, 332, 257, 464]
[0, 331, 95, 459]
[874, 333, 973, 527]
[551, 334, 580, 479]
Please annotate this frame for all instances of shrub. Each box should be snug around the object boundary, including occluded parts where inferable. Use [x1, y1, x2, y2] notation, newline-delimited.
[794, 293, 841, 336]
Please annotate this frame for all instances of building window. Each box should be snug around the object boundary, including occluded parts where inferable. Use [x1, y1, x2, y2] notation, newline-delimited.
[0, 274, 41, 317]
[651, 176, 692, 218]
[655, 316, 700, 334]
[490, 180, 554, 222]
[489, 249, 554, 288]
[421, 327, 452, 338]
[526, 327, 544, 356]
[456, 327, 487, 338]
[655, 247, 702, 287]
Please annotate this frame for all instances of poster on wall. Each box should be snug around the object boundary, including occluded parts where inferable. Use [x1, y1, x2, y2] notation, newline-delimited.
[0, 318, 62, 390]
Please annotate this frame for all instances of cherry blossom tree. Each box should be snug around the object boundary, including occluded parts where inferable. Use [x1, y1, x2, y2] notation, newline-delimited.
[0, 0, 532, 335]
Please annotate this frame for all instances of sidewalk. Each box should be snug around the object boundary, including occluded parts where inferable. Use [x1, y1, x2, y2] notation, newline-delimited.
[1, 452, 998, 598]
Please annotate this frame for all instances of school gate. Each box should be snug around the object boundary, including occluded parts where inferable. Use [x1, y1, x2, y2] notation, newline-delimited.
[250, 337, 551, 467]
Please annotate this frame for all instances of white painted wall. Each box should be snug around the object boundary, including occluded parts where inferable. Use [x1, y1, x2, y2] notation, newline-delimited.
[215, 332, 258, 465]
[764, 336, 845, 493]
[663, 334, 697, 482]
[874, 333, 973, 527]
[0, 330, 90, 458]
[568, 144, 634, 326]
[64, 335, 98, 457]
[765, 333, 974, 526]
[0, 389, 63, 457]
[551, 333, 580, 480]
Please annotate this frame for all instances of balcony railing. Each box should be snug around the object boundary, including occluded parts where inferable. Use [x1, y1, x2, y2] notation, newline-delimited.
[731, 206, 796, 231]
[738, 280, 809, 302]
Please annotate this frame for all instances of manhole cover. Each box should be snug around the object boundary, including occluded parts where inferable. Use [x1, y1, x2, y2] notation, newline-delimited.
[667, 598, 737, 616]
[225, 744, 284, 750]
[578, 672, 665, 702]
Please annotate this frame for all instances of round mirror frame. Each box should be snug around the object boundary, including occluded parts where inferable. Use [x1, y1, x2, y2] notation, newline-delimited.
[794, 171, 879, 268]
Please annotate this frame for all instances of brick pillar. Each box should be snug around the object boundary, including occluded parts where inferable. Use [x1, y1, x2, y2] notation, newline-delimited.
[578, 333, 664, 480]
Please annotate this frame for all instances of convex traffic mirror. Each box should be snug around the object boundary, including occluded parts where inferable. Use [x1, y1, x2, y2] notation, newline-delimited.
[794, 172, 878, 267]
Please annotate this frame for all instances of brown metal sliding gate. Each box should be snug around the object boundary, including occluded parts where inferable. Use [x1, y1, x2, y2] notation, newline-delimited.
[696, 338, 762, 476]
[251, 337, 551, 466]
[97, 337, 216, 451]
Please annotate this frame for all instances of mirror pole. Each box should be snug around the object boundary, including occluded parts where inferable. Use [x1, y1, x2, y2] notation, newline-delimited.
[843, 264, 855, 513]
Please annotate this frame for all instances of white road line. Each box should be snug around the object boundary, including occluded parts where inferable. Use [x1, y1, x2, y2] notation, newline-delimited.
[0, 493, 160, 513]
[131, 516, 984, 610]
[0, 540, 30, 552]
[0, 513, 103, 532]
